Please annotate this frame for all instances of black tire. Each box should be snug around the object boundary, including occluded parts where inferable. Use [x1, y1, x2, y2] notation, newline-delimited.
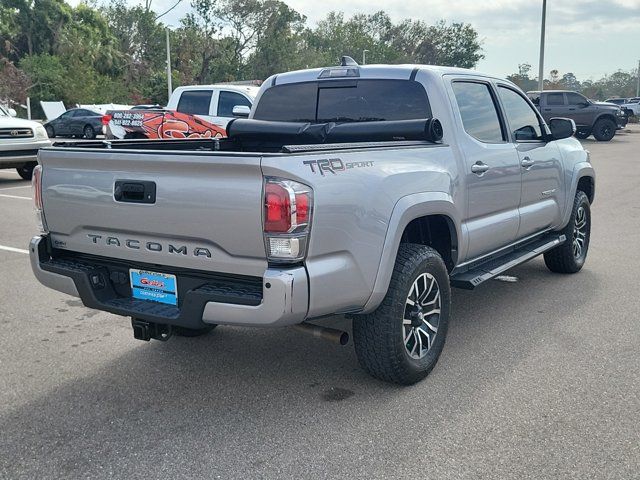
[172, 324, 217, 337]
[16, 162, 37, 180]
[574, 130, 591, 139]
[45, 125, 55, 138]
[83, 125, 96, 139]
[352, 244, 451, 385]
[544, 190, 591, 274]
[592, 118, 616, 141]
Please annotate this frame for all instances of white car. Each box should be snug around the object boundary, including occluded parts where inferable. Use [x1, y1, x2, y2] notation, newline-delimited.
[0, 105, 51, 179]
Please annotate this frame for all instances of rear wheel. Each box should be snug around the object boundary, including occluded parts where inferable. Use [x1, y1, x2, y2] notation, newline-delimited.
[544, 190, 591, 273]
[173, 325, 217, 337]
[352, 244, 451, 385]
[592, 118, 616, 141]
[83, 125, 96, 139]
[16, 162, 37, 180]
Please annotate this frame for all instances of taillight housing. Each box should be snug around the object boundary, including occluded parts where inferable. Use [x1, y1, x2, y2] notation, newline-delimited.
[263, 177, 313, 262]
[32, 164, 48, 233]
[101, 114, 112, 126]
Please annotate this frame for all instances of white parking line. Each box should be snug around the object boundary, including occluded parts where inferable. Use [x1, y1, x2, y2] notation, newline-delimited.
[0, 245, 29, 254]
[0, 193, 32, 200]
[0, 184, 31, 191]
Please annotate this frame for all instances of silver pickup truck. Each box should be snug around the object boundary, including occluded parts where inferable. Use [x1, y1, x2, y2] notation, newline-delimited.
[30, 60, 595, 384]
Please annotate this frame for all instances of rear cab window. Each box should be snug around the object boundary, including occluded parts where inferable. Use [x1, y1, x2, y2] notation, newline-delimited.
[253, 79, 432, 123]
[177, 90, 213, 115]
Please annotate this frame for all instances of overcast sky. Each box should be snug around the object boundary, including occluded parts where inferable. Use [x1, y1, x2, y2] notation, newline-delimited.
[73, 0, 640, 80]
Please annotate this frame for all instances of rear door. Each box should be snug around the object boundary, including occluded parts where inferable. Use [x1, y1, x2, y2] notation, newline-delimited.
[449, 79, 522, 260]
[496, 85, 564, 237]
[175, 89, 216, 124]
[539, 92, 566, 123]
[39, 148, 268, 277]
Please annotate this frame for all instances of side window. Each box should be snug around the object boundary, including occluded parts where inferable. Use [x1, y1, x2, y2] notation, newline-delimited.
[527, 92, 540, 105]
[452, 81, 504, 143]
[566, 92, 587, 105]
[217, 91, 252, 117]
[546, 93, 565, 106]
[498, 86, 544, 141]
[177, 90, 213, 115]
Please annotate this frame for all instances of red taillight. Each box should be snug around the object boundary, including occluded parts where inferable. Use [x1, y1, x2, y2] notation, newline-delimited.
[295, 193, 309, 224]
[101, 114, 112, 126]
[32, 164, 43, 210]
[263, 178, 313, 262]
[264, 182, 291, 233]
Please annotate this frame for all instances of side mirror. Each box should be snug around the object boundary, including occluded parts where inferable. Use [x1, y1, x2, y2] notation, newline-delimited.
[8, 108, 17, 117]
[232, 105, 250, 118]
[580, 101, 590, 108]
[549, 117, 576, 140]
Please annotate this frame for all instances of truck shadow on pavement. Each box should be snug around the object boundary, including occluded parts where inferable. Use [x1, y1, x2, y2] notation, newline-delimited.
[0, 259, 601, 477]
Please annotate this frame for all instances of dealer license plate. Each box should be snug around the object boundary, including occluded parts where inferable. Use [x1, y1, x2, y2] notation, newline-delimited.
[129, 269, 178, 306]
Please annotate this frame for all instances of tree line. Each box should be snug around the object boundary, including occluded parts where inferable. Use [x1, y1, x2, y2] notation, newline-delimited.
[0, 0, 483, 116]
[507, 63, 639, 100]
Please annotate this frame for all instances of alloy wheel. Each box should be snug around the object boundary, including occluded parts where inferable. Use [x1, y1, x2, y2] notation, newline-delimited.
[573, 206, 588, 259]
[403, 273, 441, 359]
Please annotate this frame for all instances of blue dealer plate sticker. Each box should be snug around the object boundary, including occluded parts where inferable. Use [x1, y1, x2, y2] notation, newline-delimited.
[129, 269, 178, 306]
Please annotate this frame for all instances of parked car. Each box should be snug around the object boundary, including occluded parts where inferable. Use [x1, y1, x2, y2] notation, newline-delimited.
[31, 60, 594, 385]
[0, 105, 50, 179]
[527, 90, 627, 140]
[604, 98, 640, 117]
[44, 108, 103, 139]
[105, 85, 258, 139]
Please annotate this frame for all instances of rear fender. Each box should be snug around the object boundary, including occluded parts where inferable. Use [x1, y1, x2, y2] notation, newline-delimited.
[361, 192, 461, 313]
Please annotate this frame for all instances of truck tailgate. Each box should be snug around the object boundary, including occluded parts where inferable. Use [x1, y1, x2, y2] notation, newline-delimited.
[39, 148, 267, 277]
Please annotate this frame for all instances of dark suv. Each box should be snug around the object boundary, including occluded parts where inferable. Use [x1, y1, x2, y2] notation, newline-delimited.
[527, 90, 627, 141]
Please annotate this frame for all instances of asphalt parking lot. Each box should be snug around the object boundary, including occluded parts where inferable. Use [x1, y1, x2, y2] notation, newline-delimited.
[1, 128, 639, 479]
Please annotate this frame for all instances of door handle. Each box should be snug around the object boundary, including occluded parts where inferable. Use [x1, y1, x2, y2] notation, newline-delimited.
[521, 157, 535, 168]
[471, 162, 490, 175]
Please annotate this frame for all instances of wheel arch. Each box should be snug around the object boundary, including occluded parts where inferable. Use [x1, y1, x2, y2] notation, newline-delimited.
[361, 192, 461, 314]
[592, 113, 616, 126]
[577, 175, 595, 204]
[560, 163, 595, 227]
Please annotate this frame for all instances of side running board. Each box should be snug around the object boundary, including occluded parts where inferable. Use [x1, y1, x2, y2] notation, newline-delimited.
[450, 234, 566, 290]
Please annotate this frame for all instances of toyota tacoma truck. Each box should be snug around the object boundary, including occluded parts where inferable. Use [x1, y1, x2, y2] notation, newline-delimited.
[30, 59, 595, 384]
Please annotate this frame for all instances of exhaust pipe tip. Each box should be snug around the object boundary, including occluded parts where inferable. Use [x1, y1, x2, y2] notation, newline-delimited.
[293, 323, 349, 346]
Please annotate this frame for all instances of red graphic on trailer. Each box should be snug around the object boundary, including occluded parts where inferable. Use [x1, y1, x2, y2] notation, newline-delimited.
[107, 110, 226, 139]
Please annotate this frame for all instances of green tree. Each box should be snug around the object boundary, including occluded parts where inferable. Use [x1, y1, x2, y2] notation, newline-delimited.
[506, 63, 538, 91]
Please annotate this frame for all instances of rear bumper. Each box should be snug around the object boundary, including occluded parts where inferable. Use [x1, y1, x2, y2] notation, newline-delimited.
[30, 235, 309, 328]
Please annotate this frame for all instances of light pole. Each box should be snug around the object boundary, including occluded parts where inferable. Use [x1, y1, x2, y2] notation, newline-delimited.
[362, 49, 369, 65]
[166, 28, 172, 100]
[537, 0, 547, 91]
[636, 59, 639, 97]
